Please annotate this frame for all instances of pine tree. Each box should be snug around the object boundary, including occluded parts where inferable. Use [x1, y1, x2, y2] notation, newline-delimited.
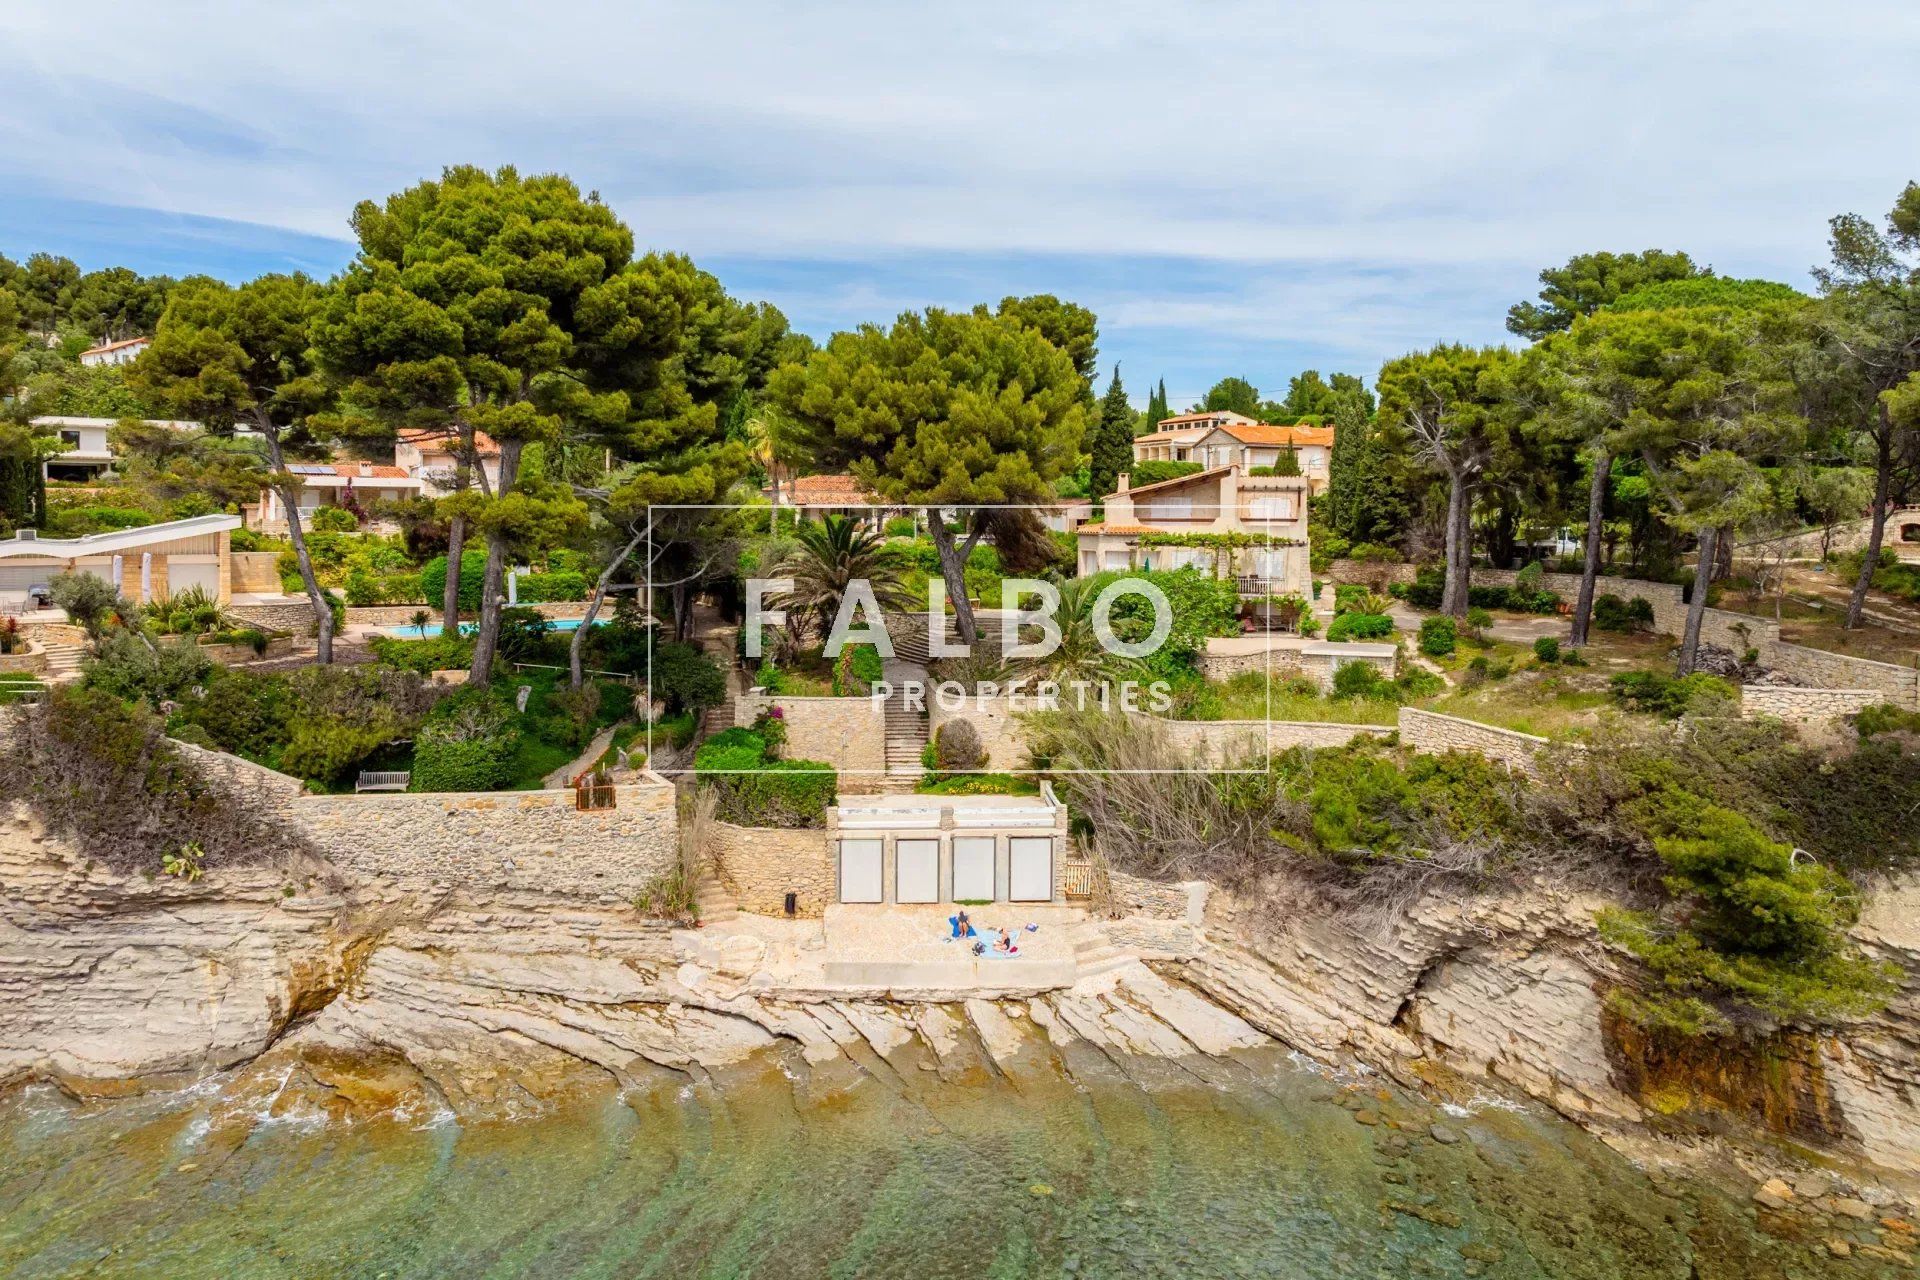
[1090, 364, 1136, 501]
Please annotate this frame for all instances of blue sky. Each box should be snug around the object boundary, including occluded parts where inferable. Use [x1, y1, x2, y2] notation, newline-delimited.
[2, 1, 1914, 408]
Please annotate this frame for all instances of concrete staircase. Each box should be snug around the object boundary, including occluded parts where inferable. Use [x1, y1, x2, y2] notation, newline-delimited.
[40, 641, 86, 684]
[890, 615, 969, 666]
[1069, 918, 1135, 978]
[694, 876, 739, 924]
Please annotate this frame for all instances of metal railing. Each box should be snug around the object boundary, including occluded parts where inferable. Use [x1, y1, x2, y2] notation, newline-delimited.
[573, 770, 617, 811]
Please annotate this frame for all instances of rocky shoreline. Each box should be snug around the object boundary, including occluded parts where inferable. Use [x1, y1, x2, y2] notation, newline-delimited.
[4, 798, 1918, 1251]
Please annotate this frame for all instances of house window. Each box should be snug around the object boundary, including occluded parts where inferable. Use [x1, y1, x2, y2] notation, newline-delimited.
[1902, 524, 1920, 543]
[1247, 496, 1294, 521]
[60, 431, 80, 447]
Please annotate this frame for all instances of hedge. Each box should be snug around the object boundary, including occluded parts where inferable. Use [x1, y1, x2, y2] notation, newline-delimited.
[1325, 612, 1393, 641]
[694, 728, 836, 827]
[411, 735, 517, 792]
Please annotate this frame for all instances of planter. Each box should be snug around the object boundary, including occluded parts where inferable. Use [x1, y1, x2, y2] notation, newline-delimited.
[0, 640, 47, 675]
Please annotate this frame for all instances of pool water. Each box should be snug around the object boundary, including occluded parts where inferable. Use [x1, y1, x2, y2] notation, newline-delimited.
[382, 616, 607, 639]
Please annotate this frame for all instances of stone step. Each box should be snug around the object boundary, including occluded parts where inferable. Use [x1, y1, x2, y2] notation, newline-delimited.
[1076, 951, 1138, 978]
[693, 877, 738, 922]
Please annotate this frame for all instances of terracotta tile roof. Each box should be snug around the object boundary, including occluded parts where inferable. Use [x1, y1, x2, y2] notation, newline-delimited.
[396, 427, 502, 455]
[1119, 464, 1234, 499]
[320, 463, 411, 480]
[790, 473, 876, 503]
[1136, 427, 1214, 445]
[1076, 522, 1170, 536]
[79, 336, 150, 357]
[1156, 410, 1254, 427]
[1220, 423, 1336, 448]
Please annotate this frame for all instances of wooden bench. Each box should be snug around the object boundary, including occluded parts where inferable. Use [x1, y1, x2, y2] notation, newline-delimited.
[355, 770, 410, 793]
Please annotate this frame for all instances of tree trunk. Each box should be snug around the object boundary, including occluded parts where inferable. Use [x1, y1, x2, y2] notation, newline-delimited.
[570, 520, 649, 691]
[927, 512, 985, 643]
[1569, 450, 1612, 648]
[467, 439, 524, 685]
[1711, 524, 1734, 582]
[261, 423, 334, 664]
[1439, 472, 1473, 618]
[1845, 410, 1895, 630]
[442, 514, 465, 633]
[1678, 524, 1717, 675]
[672, 581, 692, 643]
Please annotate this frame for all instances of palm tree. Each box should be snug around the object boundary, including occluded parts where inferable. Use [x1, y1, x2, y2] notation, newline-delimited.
[1021, 576, 1146, 688]
[772, 515, 911, 681]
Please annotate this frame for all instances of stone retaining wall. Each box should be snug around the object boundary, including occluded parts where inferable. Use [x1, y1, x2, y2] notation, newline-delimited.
[229, 551, 282, 594]
[343, 601, 596, 626]
[1106, 870, 1208, 922]
[709, 820, 830, 917]
[734, 691, 888, 778]
[929, 694, 1028, 772]
[1198, 646, 1312, 684]
[173, 741, 676, 898]
[1155, 717, 1392, 765]
[1397, 707, 1555, 775]
[0, 642, 46, 675]
[1739, 685, 1882, 725]
[227, 598, 317, 633]
[198, 635, 295, 665]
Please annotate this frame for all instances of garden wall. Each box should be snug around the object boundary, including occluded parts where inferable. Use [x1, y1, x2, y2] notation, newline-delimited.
[1154, 716, 1392, 765]
[227, 598, 317, 633]
[198, 635, 295, 665]
[229, 551, 282, 594]
[1739, 686, 1882, 724]
[929, 695, 1028, 772]
[733, 691, 889, 778]
[174, 742, 677, 898]
[0, 642, 46, 675]
[709, 820, 831, 917]
[1397, 708, 1556, 776]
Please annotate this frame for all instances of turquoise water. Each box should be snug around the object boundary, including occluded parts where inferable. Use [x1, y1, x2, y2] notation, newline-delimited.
[383, 617, 606, 639]
[0, 1050, 1843, 1279]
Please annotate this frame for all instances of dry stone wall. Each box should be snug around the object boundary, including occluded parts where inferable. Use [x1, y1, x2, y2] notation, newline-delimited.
[1398, 708, 1557, 775]
[1154, 717, 1391, 765]
[735, 692, 888, 778]
[227, 599, 317, 633]
[929, 695, 1029, 772]
[1739, 685, 1882, 724]
[709, 821, 831, 917]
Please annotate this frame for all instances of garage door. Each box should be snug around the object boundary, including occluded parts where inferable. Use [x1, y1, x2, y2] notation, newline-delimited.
[1009, 837, 1053, 903]
[167, 561, 221, 598]
[837, 838, 884, 904]
[895, 838, 939, 904]
[951, 837, 995, 902]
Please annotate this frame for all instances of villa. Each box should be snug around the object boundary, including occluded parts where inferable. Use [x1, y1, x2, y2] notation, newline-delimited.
[1074, 465, 1312, 599]
[0, 513, 244, 609]
[32, 416, 209, 483]
[76, 336, 150, 367]
[245, 461, 424, 532]
[394, 428, 503, 498]
[1133, 414, 1337, 493]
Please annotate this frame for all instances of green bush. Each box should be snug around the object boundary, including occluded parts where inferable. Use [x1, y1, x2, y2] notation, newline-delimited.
[1331, 661, 1398, 702]
[934, 719, 986, 770]
[1325, 612, 1392, 642]
[173, 669, 292, 758]
[1532, 636, 1560, 664]
[420, 551, 488, 613]
[1125, 460, 1203, 488]
[1418, 616, 1456, 657]
[693, 728, 835, 827]
[309, 506, 359, 532]
[1464, 606, 1493, 633]
[1395, 666, 1445, 699]
[82, 633, 213, 707]
[518, 570, 588, 603]
[369, 632, 473, 673]
[1855, 703, 1920, 738]
[1593, 594, 1655, 634]
[1608, 671, 1737, 718]
[653, 642, 726, 714]
[344, 567, 425, 606]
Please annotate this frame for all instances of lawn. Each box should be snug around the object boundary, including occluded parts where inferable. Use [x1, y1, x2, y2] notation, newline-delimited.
[498, 665, 634, 789]
[1172, 671, 1404, 726]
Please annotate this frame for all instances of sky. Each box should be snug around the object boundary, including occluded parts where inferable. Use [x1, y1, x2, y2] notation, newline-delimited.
[1, 1, 1914, 408]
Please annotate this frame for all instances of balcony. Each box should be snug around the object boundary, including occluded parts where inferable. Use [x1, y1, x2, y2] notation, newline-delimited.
[1235, 576, 1293, 597]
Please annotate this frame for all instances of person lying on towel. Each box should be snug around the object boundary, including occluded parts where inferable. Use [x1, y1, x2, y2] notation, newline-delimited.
[948, 910, 977, 939]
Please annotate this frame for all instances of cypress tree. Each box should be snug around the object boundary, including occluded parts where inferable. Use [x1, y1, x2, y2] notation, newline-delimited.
[1143, 378, 1169, 434]
[1089, 365, 1136, 501]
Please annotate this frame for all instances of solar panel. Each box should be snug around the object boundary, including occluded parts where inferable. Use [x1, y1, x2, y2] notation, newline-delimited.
[288, 464, 335, 475]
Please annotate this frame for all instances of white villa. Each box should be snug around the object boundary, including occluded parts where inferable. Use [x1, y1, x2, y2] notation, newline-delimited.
[0, 513, 242, 610]
[1075, 465, 1312, 599]
[394, 428, 503, 498]
[77, 336, 150, 368]
[1133, 413, 1337, 494]
[247, 461, 424, 532]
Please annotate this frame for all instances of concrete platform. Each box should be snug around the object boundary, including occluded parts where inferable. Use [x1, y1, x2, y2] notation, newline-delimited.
[818, 903, 1083, 991]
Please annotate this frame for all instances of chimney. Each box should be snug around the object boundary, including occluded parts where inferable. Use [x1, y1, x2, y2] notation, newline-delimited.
[1117, 472, 1130, 494]
[358, 461, 373, 478]
[17, 529, 35, 541]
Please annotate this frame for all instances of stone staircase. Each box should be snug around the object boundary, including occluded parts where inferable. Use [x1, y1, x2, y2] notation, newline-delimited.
[884, 688, 929, 778]
[1069, 918, 1135, 978]
[40, 641, 86, 684]
[889, 615, 970, 666]
[693, 876, 739, 924]
[700, 694, 736, 740]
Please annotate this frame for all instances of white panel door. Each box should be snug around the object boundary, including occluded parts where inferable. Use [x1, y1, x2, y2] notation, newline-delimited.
[895, 838, 939, 904]
[837, 838, 884, 903]
[951, 837, 995, 902]
[167, 561, 221, 598]
[1008, 837, 1053, 903]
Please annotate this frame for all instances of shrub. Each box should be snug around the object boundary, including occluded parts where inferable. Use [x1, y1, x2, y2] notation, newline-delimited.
[1348, 543, 1402, 563]
[1855, 703, 1920, 738]
[652, 642, 726, 714]
[1331, 661, 1398, 702]
[420, 551, 488, 614]
[517, 570, 588, 603]
[1532, 637, 1560, 664]
[202, 627, 269, 655]
[1608, 671, 1737, 718]
[369, 632, 473, 674]
[1514, 561, 1544, 594]
[411, 687, 520, 792]
[882, 516, 917, 538]
[752, 707, 789, 758]
[1593, 594, 1655, 634]
[1125, 460, 1203, 488]
[148, 586, 224, 636]
[1395, 666, 1445, 699]
[693, 729, 835, 827]
[934, 718, 986, 771]
[82, 632, 213, 707]
[1418, 616, 1456, 657]
[309, 506, 358, 532]
[173, 669, 292, 758]
[1325, 612, 1393, 642]
[48, 571, 128, 638]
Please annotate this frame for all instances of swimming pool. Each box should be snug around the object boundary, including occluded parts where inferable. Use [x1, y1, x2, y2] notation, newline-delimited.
[379, 616, 608, 639]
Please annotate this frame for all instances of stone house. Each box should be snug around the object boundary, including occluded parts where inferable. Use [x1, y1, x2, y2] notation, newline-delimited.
[1075, 465, 1312, 600]
[1133, 414, 1337, 493]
